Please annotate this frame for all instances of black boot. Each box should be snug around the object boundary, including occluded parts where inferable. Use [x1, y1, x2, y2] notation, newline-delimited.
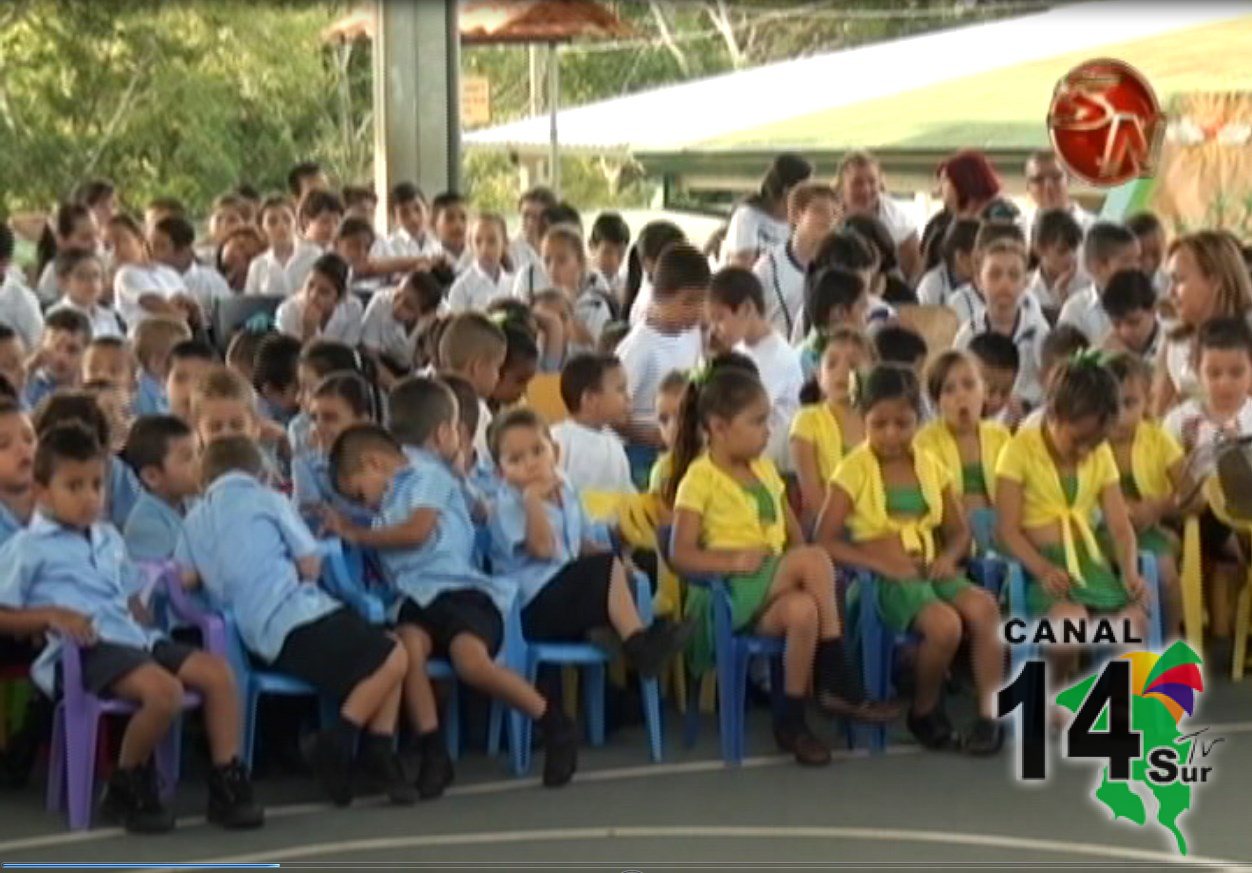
[814, 638, 900, 723]
[772, 696, 831, 767]
[961, 717, 1004, 756]
[415, 729, 454, 800]
[310, 718, 357, 807]
[621, 618, 697, 678]
[0, 695, 52, 789]
[99, 762, 175, 834]
[907, 704, 959, 751]
[357, 733, 417, 806]
[207, 759, 265, 829]
[539, 702, 578, 788]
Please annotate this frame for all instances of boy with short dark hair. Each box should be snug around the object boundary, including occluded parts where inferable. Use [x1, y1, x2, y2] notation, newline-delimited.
[1027, 207, 1085, 319]
[165, 339, 217, 424]
[376, 182, 442, 261]
[967, 332, 1021, 425]
[589, 212, 631, 296]
[551, 353, 634, 494]
[0, 424, 260, 833]
[25, 307, 91, 411]
[753, 182, 839, 339]
[328, 411, 579, 796]
[431, 191, 470, 274]
[1126, 210, 1169, 298]
[150, 216, 231, 319]
[434, 313, 507, 459]
[177, 435, 414, 808]
[299, 190, 345, 251]
[1101, 268, 1162, 363]
[1057, 222, 1141, 344]
[122, 416, 200, 561]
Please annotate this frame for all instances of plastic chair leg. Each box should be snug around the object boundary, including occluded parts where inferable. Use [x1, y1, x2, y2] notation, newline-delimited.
[444, 682, 461, 762]
[1181, 516, 1205, 653]
[1233, 579, 1251, 680]
[486, 701, 503, 757]
[64, 705, 101, 830]
[519, 655, 541, 775]
[714, 648, 738, 765]
[583, 665, 606, 747]
[682, 672, 701, 749]
[729, 647, 752, 765]
[640, 676, 662, 763]
[46, 705, 65, 813]
[242, 687, 261, 771]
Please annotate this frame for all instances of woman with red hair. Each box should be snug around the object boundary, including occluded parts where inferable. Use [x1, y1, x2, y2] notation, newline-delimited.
[921, 150, 1010, 272]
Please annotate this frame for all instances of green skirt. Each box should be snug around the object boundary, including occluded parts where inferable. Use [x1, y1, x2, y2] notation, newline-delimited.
[1028, 542, 1130, 616]
[877, 576, 973, 632]
[684, 554, 780, 676]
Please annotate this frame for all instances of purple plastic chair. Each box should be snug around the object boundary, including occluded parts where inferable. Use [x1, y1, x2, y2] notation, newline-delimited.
[45, 563, 214, 830]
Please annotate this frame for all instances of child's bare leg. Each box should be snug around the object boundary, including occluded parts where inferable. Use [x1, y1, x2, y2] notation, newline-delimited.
[605, 557, 644, 639]
[951, 588, 1005, 718]
[396, 625, 440, 733]
[1045, 601, 1090, 706]
[1111, 603, 1149, 651]
[342, 642, 408, 728]
[763, 546, 841, 639]
[176, 652, 240, 765]
[755, 591, 819, 695]
[448, 634, 545, 718]
[911, 601, 962, 716]
[110, 664, 184, 768]
[1157, 554, 1180, 640]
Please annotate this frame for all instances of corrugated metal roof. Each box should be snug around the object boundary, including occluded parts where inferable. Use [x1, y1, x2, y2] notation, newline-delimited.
[464, 1, 1247, 153]
[324, 0, 630, 45]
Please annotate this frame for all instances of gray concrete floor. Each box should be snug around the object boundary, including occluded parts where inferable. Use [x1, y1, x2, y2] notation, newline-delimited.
[0, 677, 1247, 870]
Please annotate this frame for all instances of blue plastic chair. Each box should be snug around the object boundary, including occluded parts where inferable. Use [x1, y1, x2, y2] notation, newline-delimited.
[659, 524, 793, 765]
[624, 443, 659, 491]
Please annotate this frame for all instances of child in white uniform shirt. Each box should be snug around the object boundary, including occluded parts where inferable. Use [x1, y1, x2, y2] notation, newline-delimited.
[448, 213, 513, 312]
[540, 225, 617, 347]
[1126, 211, 1171, 300]
[1163, 317, 1252, 474]
[1101, 269, 1163, 364]
[109, 215, 192, 330]
[35, 202, 102, 306]
[706, 267, 802, 470]
[361, 270, 445, 388]
[1057, 222, 1141, 345]
[431, 193, 472, 275]
[150, 216, 231, 320]
[245, 197, 323, 298]
[721, 153, 811, 268]
[953, 239, 1049, 408]
[753, 182, 838, 340]
[916, 218, 978, 309]
[1026, 207, 1084, 321]
[551, 353, 635, 495]
[589, 212, 630, 300]
[624, 221, 686, 327]
[616, 243, 709, 446]
[276, 253, 364, 346]
[0, 225, 43, 352]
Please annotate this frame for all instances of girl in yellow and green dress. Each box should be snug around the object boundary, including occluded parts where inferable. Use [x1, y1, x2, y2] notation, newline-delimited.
[995, 353, 1148, 690]
[1104, 351, 1189, 637]
[668, 360, 896, 767]
[789, 327, 873, 529]
[915, 350, 1011, 516]
[816, 364, 1004, 754]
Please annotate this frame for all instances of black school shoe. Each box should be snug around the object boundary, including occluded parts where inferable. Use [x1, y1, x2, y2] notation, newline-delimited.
[773, 722, 832, 767]
[207, 759, 265, 829]
[357, 735, 417, 806]
[621, 618, 697, 678]
[310, 727, 355, 807]
[907, 705, 960, 751]
[961, 717, 1004, 756]
[415, 734, 455, 800]
[541, 707, 578, 788]
[99, 762, 175, 834]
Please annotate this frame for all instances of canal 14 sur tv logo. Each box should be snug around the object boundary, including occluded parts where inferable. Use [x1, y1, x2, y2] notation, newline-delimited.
[997, 618, 1219, 856]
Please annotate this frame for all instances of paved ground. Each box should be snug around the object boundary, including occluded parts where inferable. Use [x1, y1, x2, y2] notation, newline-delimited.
[0, 674, 1247, 871]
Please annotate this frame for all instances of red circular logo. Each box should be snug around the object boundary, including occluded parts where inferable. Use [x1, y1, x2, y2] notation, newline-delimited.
[1047, 58, 1165, 188]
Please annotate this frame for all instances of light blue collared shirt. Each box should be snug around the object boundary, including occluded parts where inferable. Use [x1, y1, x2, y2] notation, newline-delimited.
[22, 371, 59, 412]
[488, 479, 592, 606]
[106, 457, 143, 531]
[174, 471, 337, 662]
[0, 513, 160, 694]
[287, 412, 313, 459]
[378, 450, 511, 614]
[123, 491, 186, 561]
[132, 372, 169, 418]
[291, 449, 374, 529]
[0, 499, 28, 548]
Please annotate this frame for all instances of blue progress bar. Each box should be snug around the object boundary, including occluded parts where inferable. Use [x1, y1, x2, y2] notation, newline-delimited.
[1, 861, 276, 866]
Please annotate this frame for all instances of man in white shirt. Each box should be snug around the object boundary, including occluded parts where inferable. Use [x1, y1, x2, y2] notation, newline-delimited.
[753, 182, 838, 341]
[1020, 150, 1096, 240]
[551, 353, 636, 495]
[837, 150, 922, 282]
[1058, 222, 1141, 345]
[509, 186, 556, 278]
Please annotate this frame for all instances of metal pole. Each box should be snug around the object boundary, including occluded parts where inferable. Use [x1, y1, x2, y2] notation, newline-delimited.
[529, 43, 541, 117]
[548, 41, 560, 196]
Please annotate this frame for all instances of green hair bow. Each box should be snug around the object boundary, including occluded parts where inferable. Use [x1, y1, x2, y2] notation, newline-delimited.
[688, 361, 712, 388]
[1070, 348, 1108, 369]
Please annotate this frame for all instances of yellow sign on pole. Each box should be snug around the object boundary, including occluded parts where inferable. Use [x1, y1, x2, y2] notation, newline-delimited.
[462, 76, 491, 127]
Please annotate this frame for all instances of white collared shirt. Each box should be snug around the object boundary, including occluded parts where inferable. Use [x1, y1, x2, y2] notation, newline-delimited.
[244, 241, 323, 297]
[551, 419, 635, 494]
[876, 196, 919, 246]
[616, 321, 702, 428]
[1025, 266, 1085, 312]
[447, 261, 513, 312]
[1057, 283, 1112, 345]
[361, 288, 421, 367]
[113, 262, 187, 329]
[509, 236, 541, 276]
[752, 240, 806, 340]
[180, 262, 232, 317]
[916, 264, 959, 307]
[0, 272, 43, 350]
[373, 227, 442, 261]
[737, 330, 803, 470]
[275, 294, 364, 346]
[723, 203, 789, 265]
[954, 303, 1050, 406]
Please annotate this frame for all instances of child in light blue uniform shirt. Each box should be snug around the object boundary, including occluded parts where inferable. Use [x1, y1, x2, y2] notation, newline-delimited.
[131, 315, 191, 418]
[133, 371, 168, 417]
[327, 388, 578, 796]
[487, 408, 693, 677]
[0, 423, 259, 833]
[291, 372, 375, 531]
[175, 435, 414, 808]
[121, 416, 200, 562]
